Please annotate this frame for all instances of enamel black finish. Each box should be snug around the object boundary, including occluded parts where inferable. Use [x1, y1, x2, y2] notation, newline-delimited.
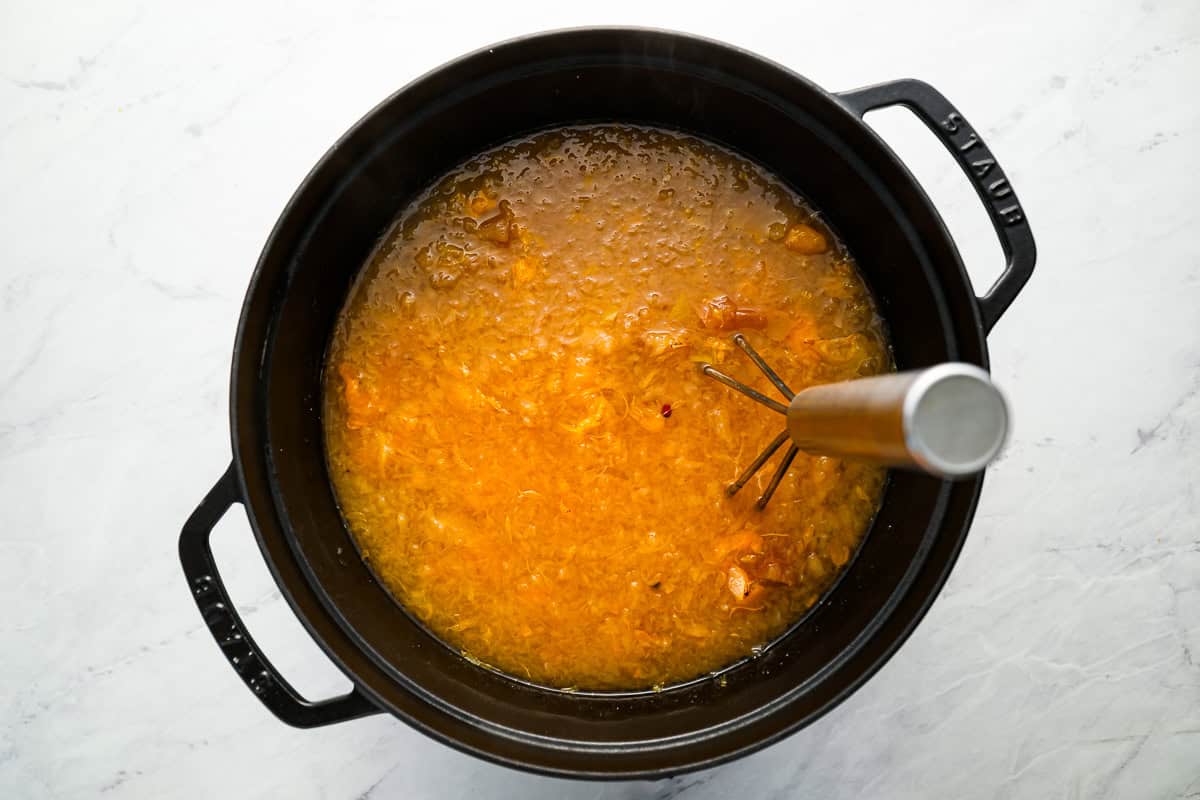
[180, 28, 1035, 778]
[179, 464, 380, 727]
[838, 79, 1036, 332]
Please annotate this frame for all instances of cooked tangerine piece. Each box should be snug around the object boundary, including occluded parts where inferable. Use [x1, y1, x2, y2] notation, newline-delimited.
[323, 125, 891, 690]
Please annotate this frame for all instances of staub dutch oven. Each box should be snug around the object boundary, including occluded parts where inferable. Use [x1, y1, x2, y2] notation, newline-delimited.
[180, 28, 1035, 778]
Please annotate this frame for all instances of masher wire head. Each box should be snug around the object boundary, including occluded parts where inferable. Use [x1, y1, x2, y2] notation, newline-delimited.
[699, 334, 796, 510]
[701, 335, 1011, 506]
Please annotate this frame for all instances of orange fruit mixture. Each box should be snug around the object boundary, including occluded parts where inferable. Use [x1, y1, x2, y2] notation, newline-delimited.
[324, 126, 891, 689]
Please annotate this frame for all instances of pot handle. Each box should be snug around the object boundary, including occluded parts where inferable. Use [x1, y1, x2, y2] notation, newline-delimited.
[179, 464, 381, 728]
[838, 79, 1036, 333]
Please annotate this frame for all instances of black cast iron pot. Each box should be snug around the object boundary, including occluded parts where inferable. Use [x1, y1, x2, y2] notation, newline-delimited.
[180, 28, 1035, 778]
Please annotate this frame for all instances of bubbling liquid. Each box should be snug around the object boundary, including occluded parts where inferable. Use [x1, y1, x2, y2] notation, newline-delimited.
[323, 126, 891, 689]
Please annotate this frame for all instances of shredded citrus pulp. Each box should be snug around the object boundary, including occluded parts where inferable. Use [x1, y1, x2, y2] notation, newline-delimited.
[324, 126, 891, 689]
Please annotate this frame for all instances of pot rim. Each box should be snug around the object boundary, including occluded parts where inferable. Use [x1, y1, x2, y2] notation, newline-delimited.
[225, 26, 1001, 778]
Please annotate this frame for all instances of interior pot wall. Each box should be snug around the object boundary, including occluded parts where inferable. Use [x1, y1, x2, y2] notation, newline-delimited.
[244, 30, 986, 764]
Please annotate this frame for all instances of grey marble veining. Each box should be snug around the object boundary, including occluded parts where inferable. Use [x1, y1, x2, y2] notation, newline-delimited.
[1, 0, 1198, 797]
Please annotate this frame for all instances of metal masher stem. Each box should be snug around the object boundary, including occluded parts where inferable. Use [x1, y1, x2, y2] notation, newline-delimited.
[700, 346, 793, 508]
[699, 365, 788, 415]
[700, 335, 1010, 510]
[756, 444, 799, 510]
[730, 333, 794, 400]
[726, 430, 789, 497]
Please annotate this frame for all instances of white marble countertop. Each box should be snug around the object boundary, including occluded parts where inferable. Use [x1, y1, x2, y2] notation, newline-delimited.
[3, 0, 1198, 797]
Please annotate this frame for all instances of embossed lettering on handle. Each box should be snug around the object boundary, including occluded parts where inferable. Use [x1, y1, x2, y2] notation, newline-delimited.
[936, 111, 1024, 227]
[179, 464, 380, 728]
[191, 574, 274, 696]
[838, 79, 1037, 333]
